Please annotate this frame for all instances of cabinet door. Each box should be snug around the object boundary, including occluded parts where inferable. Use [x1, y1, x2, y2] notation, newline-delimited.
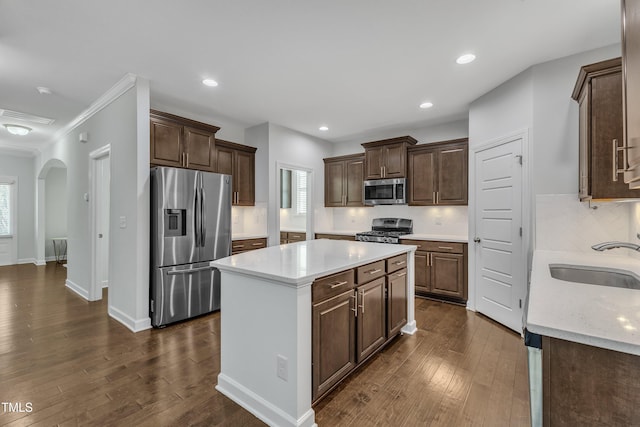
[382, 143, 406, 178]
[364, 146, 384, 179]
[183, 126, 216, 172]
[345, 157, 364, 206]
[150, 118, 183, 167]
[414, 251, 429, 294]
[324, 160, 346, 207]
[312, 290, 356, 401]
[234, 150, 255, 206]
[356, 277, 386, 362]
[408, 149, 436, 205]
[430, 252, 465, 300]
[216, 146, 234, 176]
[437, 145, 468, 205]
[387, 269, 407, 337]
[591, 72, 638, 198]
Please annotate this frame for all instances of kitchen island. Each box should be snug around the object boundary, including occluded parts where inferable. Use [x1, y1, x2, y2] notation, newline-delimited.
[212, 239, 417, 427]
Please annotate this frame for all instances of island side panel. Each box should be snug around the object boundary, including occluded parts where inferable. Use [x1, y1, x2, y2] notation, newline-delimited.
[402, 247, 417, 335]
[216, 271, 315, 427]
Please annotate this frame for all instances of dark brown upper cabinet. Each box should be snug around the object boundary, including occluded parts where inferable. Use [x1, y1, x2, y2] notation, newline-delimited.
[572, 58, 639, 199]
[407, 138, 468, 206]
[323, 154, 365, 207]
[362, 136, 417, 180]
[150, 110, 219, 172]
[216, 139, 257, 206]
[622, 0, 640, 189]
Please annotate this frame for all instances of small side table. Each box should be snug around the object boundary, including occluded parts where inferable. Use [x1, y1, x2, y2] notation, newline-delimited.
[52, 237, 67, 264]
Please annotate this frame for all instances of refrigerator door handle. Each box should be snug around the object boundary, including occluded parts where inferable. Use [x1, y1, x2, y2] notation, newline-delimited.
[167, 266, 217, 275]
[194, 180, 200, 247]
[200, 186, 206, 246]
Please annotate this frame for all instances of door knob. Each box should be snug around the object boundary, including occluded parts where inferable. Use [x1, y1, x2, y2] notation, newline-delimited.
[473, 237, 481, 243]
[98, 233, 103, 238]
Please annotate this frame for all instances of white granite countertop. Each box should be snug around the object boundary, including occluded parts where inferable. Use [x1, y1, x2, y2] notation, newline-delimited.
[212, 239, 416, 287]
[527, 250, 640, 356]
[401, 233, 468, 243]
[232, 233, 268, 240]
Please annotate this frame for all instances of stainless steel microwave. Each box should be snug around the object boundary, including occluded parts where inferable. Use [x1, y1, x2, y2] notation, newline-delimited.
[363, 178, 407, 205]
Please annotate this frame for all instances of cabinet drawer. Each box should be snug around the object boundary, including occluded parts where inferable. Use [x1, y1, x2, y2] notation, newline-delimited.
[400, 239, 426, 251]
[386, 253, 408, 273]
[356, 260, 386, 284]
[287, 232, 306, 242]
[313, 269, 355, 303]
[280, 232, 287, 239]
[232, 238, 267, 253]
[422, 241, 464, 254]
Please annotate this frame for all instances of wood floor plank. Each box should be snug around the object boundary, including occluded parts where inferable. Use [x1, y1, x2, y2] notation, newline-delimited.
[0, 263, 531, 426]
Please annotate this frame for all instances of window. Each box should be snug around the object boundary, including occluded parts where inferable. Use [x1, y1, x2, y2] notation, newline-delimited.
[0, 182, 12, 236]
[294, 170, 307, 215]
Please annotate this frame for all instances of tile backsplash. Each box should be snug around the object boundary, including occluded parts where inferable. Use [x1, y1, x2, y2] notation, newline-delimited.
[536, 194, 635, 256]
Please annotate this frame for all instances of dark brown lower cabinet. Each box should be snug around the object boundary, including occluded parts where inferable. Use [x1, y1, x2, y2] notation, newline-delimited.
[430, 252, 465, 300]
[542, 336, 640, 426]
[356, 277, 386, 362]
[311, 255, 408, 403]
[387, 268, 407, 337]
[312, 290, 356, 401]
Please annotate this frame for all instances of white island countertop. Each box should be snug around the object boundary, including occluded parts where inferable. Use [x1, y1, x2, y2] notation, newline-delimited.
[527, 250, 640, 356]
[213, 239, 417, 287]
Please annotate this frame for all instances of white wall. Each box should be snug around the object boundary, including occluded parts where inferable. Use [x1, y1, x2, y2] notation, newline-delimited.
[44, 167, 67, 259]
[0, 151, 35, 262]
[331, 119, 469, 157]
[37, 75, 151, 332]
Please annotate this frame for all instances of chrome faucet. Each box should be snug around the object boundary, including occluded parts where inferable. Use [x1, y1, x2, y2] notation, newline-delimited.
[592, 236, 640, 252]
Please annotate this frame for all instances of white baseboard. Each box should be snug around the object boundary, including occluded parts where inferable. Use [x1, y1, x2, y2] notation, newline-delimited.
[102, 281, 109, 289]
[108, 305, 151, 333]
[216, 374, 316, 427]
[17, 258, 35, 265]
[35, 259, 47, 266]
[65, 279, 89, 300]
[401, 320, 418, 335]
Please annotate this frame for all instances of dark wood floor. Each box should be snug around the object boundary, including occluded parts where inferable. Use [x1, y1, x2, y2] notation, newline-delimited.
[0, 263, 530, 426]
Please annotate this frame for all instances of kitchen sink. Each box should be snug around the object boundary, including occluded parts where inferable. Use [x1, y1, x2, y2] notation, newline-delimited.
[549, 264, 640, 290]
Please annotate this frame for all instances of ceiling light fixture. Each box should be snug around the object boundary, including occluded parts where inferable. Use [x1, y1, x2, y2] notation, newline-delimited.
[4, 124, 32, 136]
[419, 102, 434, 109]
[36, 86, 52, 95]
[319, 126, 329, 131]
[456, 53, 476, 64]
[202, 79, 219, 87]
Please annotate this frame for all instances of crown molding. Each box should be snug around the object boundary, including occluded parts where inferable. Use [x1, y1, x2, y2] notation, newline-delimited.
[46, 73, 138, 147]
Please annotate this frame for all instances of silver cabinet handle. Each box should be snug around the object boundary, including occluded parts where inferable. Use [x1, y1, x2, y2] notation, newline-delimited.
[433, 192, 436, 204]
[351, 293, 358, 317]
[232, 245, 245, 249]
[251, 242, 264, 246]
[185, 152, 189, 166]
[182, 152, 186, 167]
[613, 139, 628, 181]
[359, 290, 365, 314]
[395, 272, 407, 278]
[167, 266, 215, 275]
[438, 246, 453, 250]
[394, 260, 406, 266]
[330, 280, 348, 289]
[367, 268, 382, 275]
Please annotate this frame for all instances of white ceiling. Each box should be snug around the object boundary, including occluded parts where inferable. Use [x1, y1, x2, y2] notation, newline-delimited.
[0, 0, 621, 153]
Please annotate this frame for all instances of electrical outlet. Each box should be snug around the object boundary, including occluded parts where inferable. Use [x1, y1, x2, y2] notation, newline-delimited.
[119, 216, 127, 229]
[277, 354, 288, 381]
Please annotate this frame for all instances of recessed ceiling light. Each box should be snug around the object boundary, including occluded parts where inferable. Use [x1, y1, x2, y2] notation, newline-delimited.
[456, 54, 476, 64]
[419, 102, 434, 109]
[36, 86, 52, 95]
[202, 79, 219, 87]
[4, 124, 32, 136]
[319, 126, 329, 131]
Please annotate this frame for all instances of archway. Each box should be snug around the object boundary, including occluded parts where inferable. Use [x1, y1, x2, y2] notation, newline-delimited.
[36, 159, 67, 266]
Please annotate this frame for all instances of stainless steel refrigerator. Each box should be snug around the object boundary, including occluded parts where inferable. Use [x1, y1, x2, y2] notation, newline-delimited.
[150, 166, 232, 327]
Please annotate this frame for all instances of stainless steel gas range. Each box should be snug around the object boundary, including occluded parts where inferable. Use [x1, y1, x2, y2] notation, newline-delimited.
[355, 218, 413, 244]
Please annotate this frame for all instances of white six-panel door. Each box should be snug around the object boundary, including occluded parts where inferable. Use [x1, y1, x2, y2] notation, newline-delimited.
[474, 136, 525, 332]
